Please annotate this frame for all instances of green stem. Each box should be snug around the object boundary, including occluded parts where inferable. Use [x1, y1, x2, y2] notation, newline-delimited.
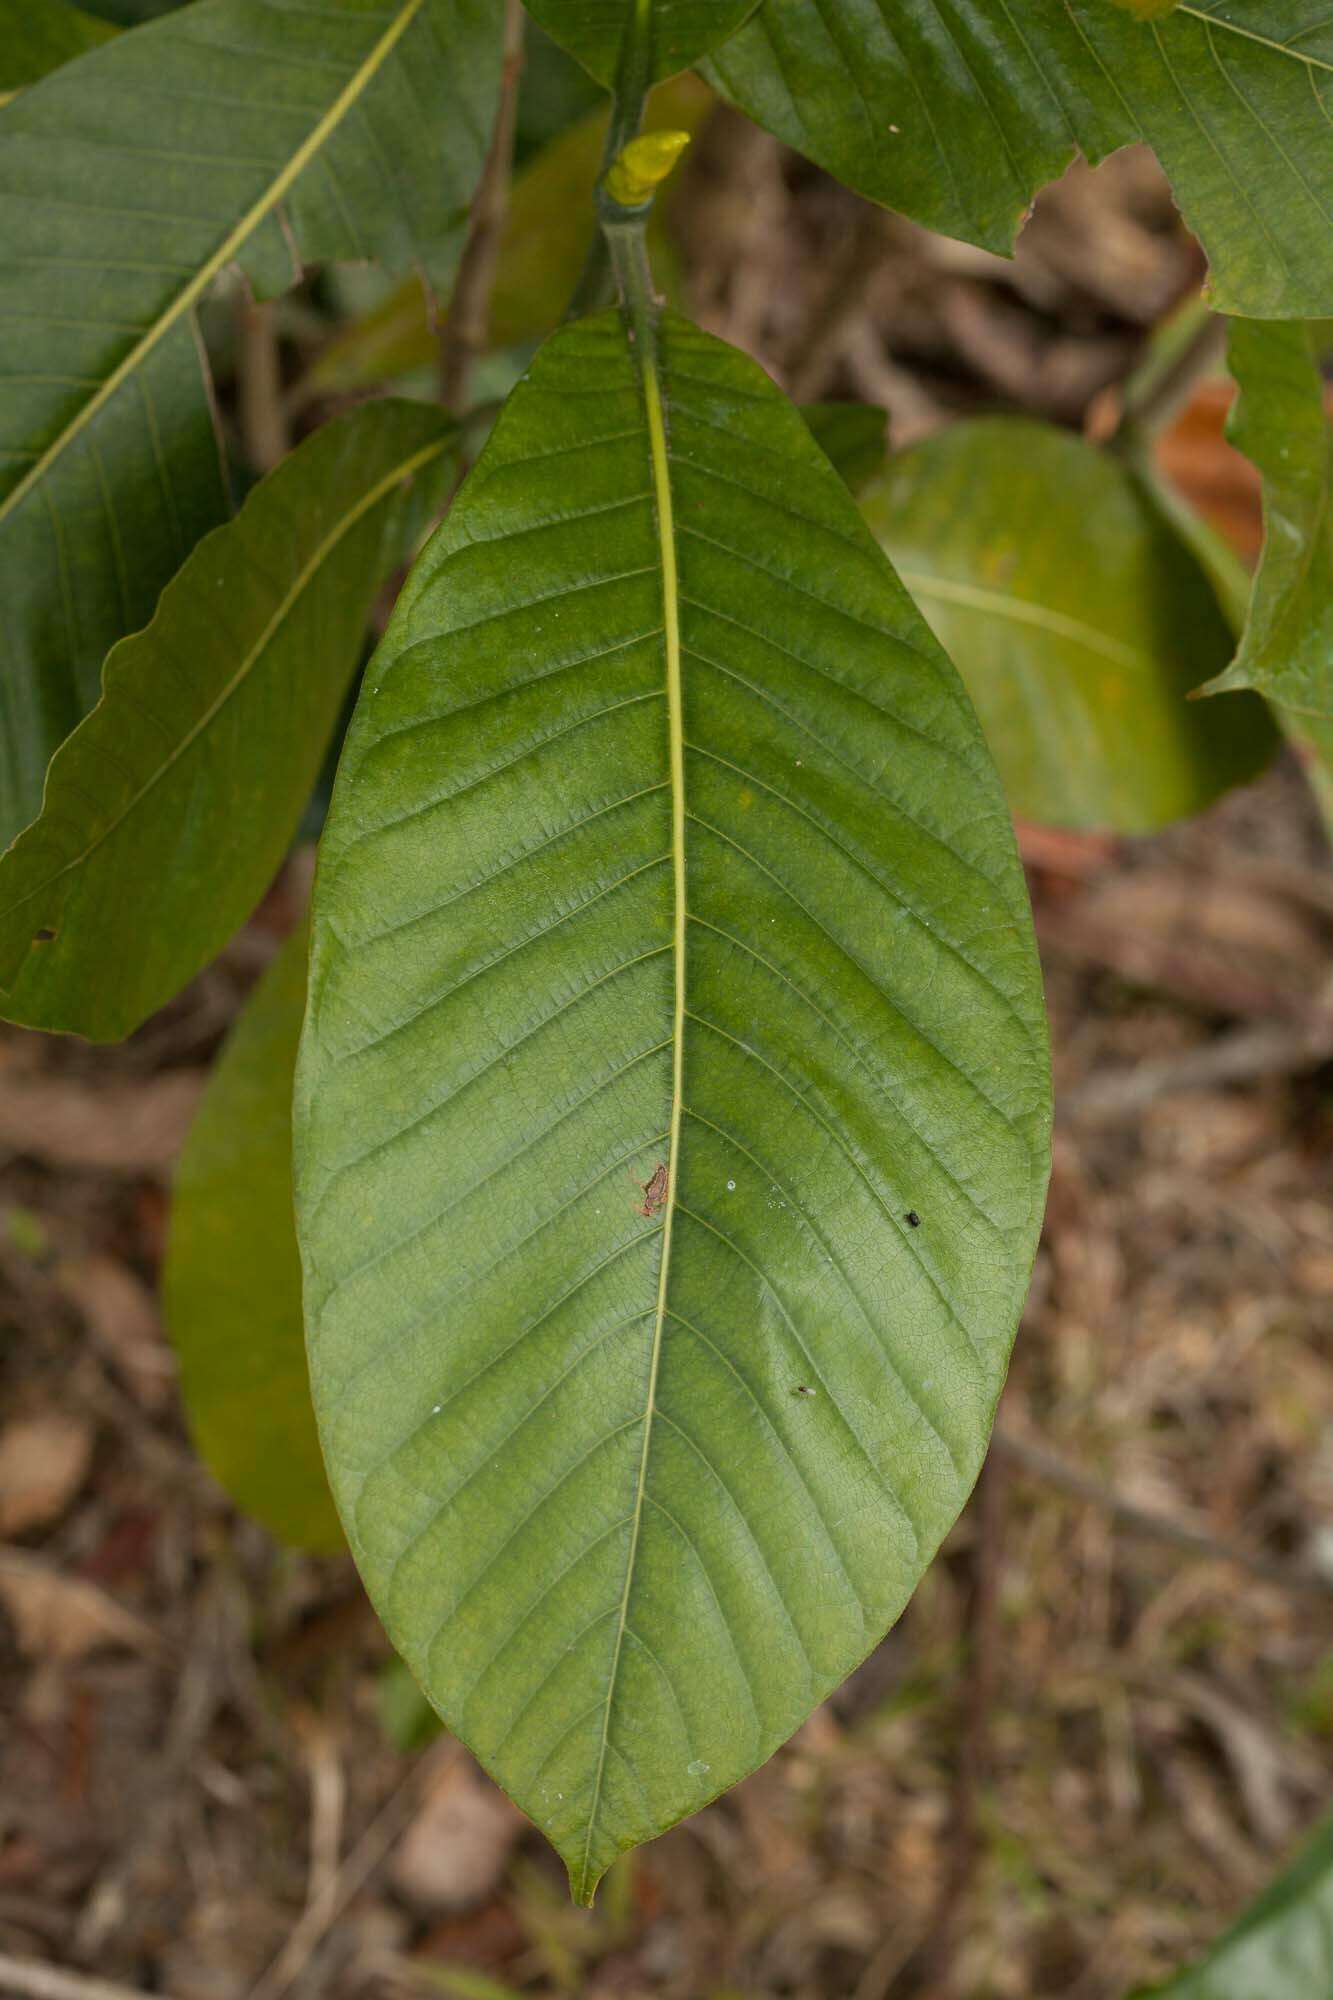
[564, 0, 654, 322]
[604, 0, 654, 169]
[1111, 297, 1226, 451]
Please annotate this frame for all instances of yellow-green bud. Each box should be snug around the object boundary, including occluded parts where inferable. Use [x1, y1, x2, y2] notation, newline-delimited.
[604, 130, 692, 209]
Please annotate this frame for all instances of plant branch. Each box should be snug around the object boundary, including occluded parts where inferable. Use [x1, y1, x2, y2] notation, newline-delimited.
[605, 0, 655, 172]
[236, 296, 288, 474]
[0, 1958, 164, 2000]
[246, 1741, 461, 2000]
[438, 0, 524, 411]
[889, 1450, 1005, 2000]
[565, 0, 656, 322]
[994, 1429, 1333, 1598]
[1109, 295, 1227, 446]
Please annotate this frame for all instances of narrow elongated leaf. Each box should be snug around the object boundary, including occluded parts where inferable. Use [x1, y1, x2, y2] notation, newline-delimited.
[0, 399, 456, 1041]
[164, 920, 341, 1553]
[0, 0, 499, 849]
[296, 311, 1051, 1900]
[524, 0, 761, 83]
[706, 2, 1333, 320]
[861, 417, 1275, 832]
[1139, 1814, 1333, 1998]
[0, 0, 114, 92]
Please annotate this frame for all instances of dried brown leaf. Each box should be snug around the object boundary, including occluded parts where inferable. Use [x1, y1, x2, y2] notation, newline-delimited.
[0, 1550, 158, 1660]
[0, 1413, 94, 1535]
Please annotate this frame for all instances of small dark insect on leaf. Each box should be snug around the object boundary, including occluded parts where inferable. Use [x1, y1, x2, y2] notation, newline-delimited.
[635, 1162, 669, 1219]
[905, 1210, 921, 1228]
[792, 1384, 817, 1398]
[32, 930, 56, 944]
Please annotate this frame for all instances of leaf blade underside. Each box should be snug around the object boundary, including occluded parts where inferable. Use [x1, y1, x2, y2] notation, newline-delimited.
[296, 310, 1051, 1901]
[704, 0, 1333, 320]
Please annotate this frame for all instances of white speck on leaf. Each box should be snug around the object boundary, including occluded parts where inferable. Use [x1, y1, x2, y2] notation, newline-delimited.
[687, 1759, 710, 1777]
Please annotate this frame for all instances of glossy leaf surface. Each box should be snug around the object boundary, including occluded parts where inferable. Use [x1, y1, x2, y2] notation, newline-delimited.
[164, 921, 341, 1553]
[863, 417, 1275, 832]
[0, 0, 113, 92]
[296, 311, 1051, 1899]
[524, 0, 761, 83]
[1141, 1814, 1333, 1997]
[0, 400, 456, 1040]
[706, 1, 1333, 320]
[0, 0, 498, 849]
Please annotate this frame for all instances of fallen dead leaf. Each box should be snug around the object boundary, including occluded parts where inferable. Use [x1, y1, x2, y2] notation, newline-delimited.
[57, 1253, 175, 1409]
[0, 1071, 204, 1173]
[0, 1549, 159, 1660]
[390, 1758, 524, 1913]
[0, 1413, 95, 1535]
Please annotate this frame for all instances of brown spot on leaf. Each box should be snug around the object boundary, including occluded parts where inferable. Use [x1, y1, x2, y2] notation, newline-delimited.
[636, 1162, 669, 1219]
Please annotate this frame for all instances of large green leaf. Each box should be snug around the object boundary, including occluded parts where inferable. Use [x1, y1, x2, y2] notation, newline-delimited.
[164, 920, 341, 1553]
[0, 0, 499, 850]
[1139, 1815, 1333, 1997]
[306, 76, 711, 400]
[524, 0, 761, 83]
[706, 2, 1333, 321]
[0, 0, 114, 93]
[861, 417, 1275, 832]
[0, 399, 456, 1041]
[803, 401, 889, 496]
[295, 310, 1051, 1899]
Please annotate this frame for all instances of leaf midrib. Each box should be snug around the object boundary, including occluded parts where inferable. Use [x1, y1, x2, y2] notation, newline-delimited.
[0, 0, 427, 526]
[898, 569, 1153, 676]
[578, 314, 686, 1900]
[1175, 5, 1333, 77]
[0, 432, 451, 930]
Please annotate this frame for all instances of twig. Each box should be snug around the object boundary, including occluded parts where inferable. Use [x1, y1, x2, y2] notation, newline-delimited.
[1110, 297, 1227, 444]
[889, 1450, 1005, 2000]
[994, 1430, 1333, 1598]
[874, 1455, 1006, 2000]
[1059, 1013, 1333, 1125]
[0, 1956, 167, 2000]
[785, 201, 892, 402]
[237, 297, 288, 474]
[246, 1740, 460, 2000]
[438, 0, 524, 411]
